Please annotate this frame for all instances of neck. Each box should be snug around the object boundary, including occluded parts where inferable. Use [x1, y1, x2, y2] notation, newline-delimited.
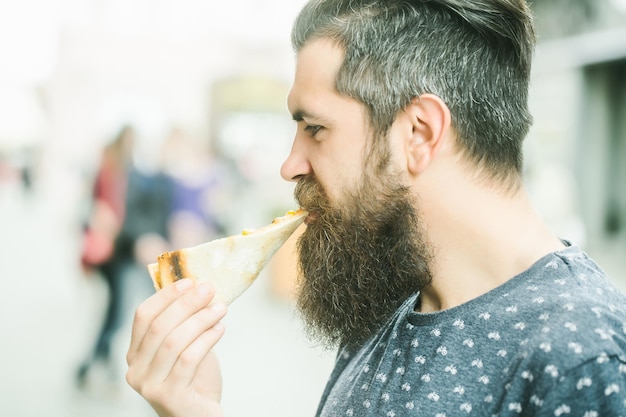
[416, 174, 564, 313]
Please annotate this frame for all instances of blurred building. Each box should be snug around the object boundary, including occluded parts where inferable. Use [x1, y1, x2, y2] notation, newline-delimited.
[0, 0, 312, 240]
[527, 0, 626, 254]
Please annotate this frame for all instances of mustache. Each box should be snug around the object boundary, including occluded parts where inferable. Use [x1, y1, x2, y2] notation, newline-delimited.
[294, 176, 332, 215]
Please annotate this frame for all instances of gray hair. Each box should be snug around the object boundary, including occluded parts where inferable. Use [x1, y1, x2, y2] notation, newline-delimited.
[292, 0, 536, 185]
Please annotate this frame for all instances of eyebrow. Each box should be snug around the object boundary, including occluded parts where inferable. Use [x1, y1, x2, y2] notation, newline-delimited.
[291, 109, 330, 124]
[291, 109, 312, 121]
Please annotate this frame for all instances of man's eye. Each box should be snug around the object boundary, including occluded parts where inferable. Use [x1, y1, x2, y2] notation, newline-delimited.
[304, 124, 322, 137]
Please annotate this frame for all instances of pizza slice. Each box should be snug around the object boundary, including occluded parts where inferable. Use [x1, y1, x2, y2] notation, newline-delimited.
[147, 209, 307, 305]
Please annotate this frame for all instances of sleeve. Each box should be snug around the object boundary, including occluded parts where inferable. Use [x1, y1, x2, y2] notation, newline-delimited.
[535, 355, 626, 417]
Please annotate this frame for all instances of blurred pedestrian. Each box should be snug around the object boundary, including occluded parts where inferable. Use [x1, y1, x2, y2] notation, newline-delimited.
[79, 126, 134, 272]
[77, 125, 177, 390]
[76, 125, 135, 388]
[162, 127, 225, 249]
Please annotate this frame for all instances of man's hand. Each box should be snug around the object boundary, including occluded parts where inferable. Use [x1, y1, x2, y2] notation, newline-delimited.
[126, 278, 227, 417]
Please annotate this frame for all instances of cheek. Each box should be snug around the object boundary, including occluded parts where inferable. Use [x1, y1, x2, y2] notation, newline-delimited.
[320, 172, 358, 207]
[311, 137, 367, 203]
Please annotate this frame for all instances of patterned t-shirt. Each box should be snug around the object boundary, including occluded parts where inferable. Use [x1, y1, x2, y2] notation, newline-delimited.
[315, 243, 626, 417]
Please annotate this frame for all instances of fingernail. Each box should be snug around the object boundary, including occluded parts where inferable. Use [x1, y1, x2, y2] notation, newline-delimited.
[211, 302, 227, 314]
[197, 282, 212, 296]
[175, 278, 193, 291]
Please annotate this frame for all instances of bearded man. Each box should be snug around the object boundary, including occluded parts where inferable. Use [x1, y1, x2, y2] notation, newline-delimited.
[125, 0, 626, 416]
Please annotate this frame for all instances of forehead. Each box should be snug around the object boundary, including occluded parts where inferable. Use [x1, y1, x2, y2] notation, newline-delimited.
[287, 39, 346, 118]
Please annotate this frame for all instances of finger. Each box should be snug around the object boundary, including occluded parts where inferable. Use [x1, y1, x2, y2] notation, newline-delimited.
[127, 278, 195, 361]
[132, 282, 218, 373]
[191, 347, 223, 401]
[167, 321, 226, 389]
[146, 301, 227, 383]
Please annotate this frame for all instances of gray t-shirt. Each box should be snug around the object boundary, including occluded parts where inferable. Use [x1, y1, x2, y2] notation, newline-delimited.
[316, 243, 626, 416]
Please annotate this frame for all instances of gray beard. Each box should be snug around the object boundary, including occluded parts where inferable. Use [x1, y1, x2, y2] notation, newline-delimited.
[294, 174, 433, 349]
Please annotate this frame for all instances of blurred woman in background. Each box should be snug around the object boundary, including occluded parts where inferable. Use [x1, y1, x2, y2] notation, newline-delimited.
[76, 125, 135, 388]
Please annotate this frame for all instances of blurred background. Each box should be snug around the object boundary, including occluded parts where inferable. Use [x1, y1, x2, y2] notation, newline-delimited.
[0, 0, 625, 416]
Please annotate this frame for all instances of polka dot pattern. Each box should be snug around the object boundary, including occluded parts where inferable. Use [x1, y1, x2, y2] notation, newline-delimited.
[316, 244, 626, 416]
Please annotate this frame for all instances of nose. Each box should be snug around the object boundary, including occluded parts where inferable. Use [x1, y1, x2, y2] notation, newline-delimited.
[280, 134, 312, 182]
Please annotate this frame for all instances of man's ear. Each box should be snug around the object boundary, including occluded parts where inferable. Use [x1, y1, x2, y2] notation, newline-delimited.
[404, 94, 451, 175]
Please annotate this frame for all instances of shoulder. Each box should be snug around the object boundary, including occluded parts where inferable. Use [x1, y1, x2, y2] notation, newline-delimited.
[517, 251, 626, 371]
[500, 245, 626, 401]
[518, 244, 626, 331]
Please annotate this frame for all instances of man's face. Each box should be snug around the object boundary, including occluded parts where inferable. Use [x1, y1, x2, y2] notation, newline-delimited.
[283, 39, 433, 348]
[282, 39, 370, 205]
